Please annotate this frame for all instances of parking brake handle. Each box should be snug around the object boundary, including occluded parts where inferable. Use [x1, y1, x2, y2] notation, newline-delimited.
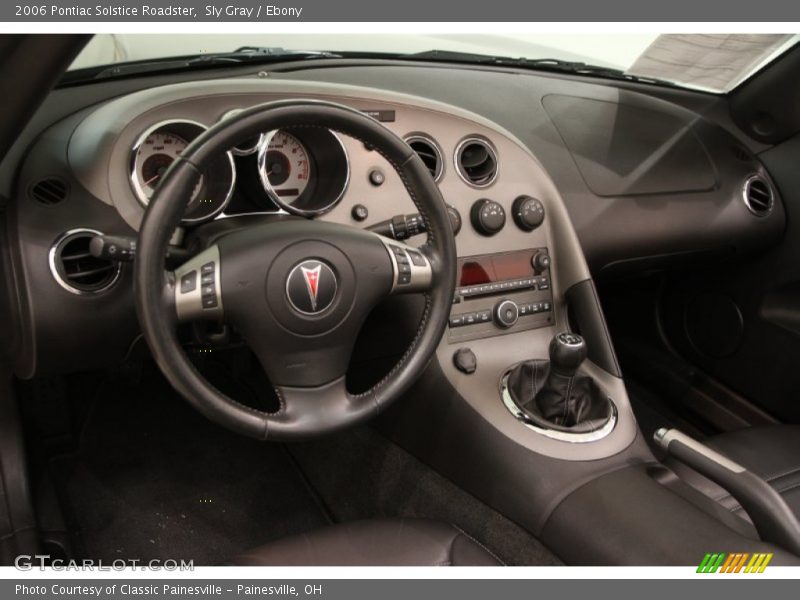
[655, 428, 800, 555]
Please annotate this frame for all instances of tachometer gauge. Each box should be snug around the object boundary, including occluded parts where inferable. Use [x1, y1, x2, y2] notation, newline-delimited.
[260, 131, 311, 202]
[129, 120, 236, 223]
[257, 128, 349, 217]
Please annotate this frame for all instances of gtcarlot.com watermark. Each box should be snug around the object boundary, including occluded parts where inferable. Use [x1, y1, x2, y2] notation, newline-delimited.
[15, 555, 194, 571]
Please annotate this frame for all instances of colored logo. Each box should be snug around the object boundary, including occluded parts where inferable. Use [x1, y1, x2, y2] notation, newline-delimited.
[286, 260, 337, 315]
[301, 265, 321, 310]
[697, 552, 773, 573]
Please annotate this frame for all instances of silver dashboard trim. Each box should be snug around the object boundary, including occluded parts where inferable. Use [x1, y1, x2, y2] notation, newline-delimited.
[454, 136, 499, 189]
[257, 128, 350, 217]
[499, 370, 617, 443]
[48, 228, 122, 296]
[741, 174, 775, 217]
[403, 133, 445, 183]
[129, 118, 237, 224]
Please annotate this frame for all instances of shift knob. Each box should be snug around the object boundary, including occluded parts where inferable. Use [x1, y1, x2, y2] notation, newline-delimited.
[548, 332, 587, 376]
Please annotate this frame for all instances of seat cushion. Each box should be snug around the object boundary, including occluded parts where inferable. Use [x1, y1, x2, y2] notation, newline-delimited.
[231, 518, 503, 566]
[668, 425, 800, 526]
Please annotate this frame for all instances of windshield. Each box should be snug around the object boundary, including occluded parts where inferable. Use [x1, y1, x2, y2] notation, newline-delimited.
[69, 33, 799, 93]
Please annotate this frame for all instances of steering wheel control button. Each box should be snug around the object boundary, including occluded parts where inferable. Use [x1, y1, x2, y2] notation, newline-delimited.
[512, 196, 546, 231]
[351, 204, 369, 222]
[180, 271, 197, 294]
[174, 246, 223, 322]
[382, 242, 432, 292]
[493, 299, 519, 328]
[470, 199, 506, 236]
[286, 260, 338, 315]
[406, 249, 426, 267]
[453, 347, 478, 374]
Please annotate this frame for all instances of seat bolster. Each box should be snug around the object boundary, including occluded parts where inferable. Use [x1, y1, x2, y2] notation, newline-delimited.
[232, 518, 502, 566]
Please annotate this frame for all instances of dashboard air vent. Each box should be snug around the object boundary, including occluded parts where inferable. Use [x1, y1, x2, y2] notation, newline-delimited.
[456, 138, 497, 187]
[743, 175, 775, 217]
[406, 135, 443, 181]
[50, 230, 120, 294]
[30, 178, 68, 205]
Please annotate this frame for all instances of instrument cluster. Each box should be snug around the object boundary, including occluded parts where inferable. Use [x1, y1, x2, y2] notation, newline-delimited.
[129, 117, 349, 224]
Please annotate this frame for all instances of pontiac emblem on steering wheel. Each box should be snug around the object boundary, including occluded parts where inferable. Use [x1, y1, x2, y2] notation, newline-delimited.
[286, 260, 337, 315]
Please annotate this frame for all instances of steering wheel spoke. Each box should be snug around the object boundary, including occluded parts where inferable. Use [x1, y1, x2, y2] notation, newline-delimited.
[171, 244, 224, 322]
[377, 237, 434, 295]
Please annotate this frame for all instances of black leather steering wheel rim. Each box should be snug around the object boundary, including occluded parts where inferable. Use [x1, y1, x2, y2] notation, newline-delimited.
[134, 100, 457, 440]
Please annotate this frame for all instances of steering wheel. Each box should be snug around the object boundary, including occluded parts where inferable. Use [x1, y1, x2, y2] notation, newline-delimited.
[134, 100, 457, 440]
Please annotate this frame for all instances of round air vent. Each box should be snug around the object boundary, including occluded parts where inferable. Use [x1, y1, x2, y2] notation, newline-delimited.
[455, 138, 497, 187]
[49, 229, 121, 294]
[742, 175, 775, 217]
[405, 135, 443, 181]
[29, 178, 68, 205]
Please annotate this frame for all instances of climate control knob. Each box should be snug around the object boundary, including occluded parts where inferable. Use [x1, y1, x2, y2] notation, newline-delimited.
[493, 299, 519, 328]
[470, 199, 506, 236]
[512, 196, 545, 231]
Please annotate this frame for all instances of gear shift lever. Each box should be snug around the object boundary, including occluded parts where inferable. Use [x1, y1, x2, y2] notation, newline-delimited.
[505, 331, 612, 430]
[536, 332, 589, 422]
[548, 332, 588, 376]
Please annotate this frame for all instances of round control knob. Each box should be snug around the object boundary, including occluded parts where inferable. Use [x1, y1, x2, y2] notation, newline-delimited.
[493, 299, 519, 328]
[470, 199, 506, 236]
[512, 196, 545, 231]
[447, 204, 463, 235]
[531, 251, 551, 273]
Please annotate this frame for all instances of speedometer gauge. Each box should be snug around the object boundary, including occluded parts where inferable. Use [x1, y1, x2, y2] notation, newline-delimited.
[133, 131, 203, 201]
[260, 131, 311, 202]
[129, 120, 236, 223]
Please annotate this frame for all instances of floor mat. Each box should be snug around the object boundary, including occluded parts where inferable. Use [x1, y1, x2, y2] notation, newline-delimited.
[49, 370, 329, 565]
[289, 426, 562, 566]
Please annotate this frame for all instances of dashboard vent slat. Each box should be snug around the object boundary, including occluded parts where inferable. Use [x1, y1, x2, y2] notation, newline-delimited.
[456, 138, 498, 188]
[406, 136, 443, 182]
[50, 231, 120, 294]
[30, 178, 68, 205]
[743, 176, 775, 217]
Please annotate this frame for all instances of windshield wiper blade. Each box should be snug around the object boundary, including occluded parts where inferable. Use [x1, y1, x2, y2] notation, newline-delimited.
[403, 50, 675, 86]
[63, 48, 344, 84]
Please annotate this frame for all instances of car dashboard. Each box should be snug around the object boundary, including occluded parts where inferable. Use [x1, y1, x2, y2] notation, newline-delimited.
[0, 65, 785, 383]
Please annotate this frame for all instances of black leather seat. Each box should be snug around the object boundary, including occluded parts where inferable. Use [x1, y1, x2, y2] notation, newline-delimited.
[669, 425, 800, 532]
[232, 518, 502, 566]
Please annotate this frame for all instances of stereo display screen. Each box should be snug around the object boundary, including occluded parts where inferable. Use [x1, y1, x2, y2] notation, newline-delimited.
[458, 251, 535, 287]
